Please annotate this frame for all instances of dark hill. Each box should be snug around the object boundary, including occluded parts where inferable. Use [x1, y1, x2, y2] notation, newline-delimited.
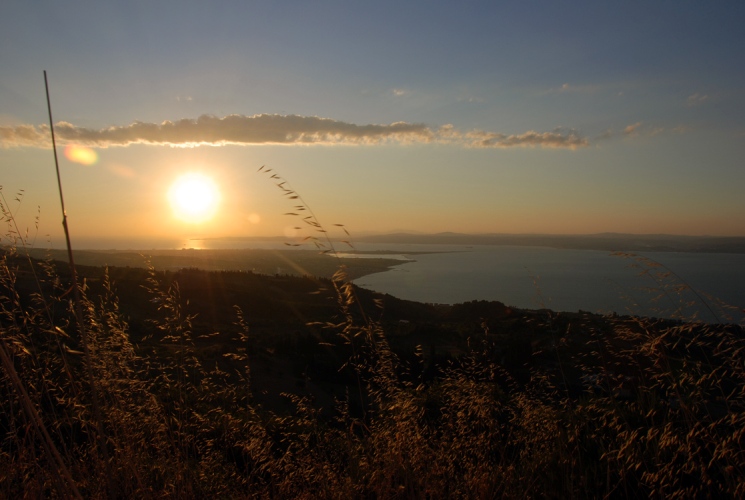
[3, 249, 744, 497]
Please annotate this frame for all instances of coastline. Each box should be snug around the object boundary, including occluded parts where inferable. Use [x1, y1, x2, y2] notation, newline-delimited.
[19, 247, 412, 281]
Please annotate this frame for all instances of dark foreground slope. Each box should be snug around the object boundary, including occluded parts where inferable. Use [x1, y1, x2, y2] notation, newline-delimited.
[2, 253, 744, 498]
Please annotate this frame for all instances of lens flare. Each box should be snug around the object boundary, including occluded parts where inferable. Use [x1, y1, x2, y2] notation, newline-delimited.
[64, 144, 98, 165]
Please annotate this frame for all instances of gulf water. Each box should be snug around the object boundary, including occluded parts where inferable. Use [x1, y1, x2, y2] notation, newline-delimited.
[56, 237, 745, 323]
[350, 244, 745, 324]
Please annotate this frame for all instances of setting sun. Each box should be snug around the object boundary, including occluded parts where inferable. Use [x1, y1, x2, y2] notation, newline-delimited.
[168, 173, 221, 223]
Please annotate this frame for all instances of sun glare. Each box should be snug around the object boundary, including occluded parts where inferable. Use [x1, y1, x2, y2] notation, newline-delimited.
[168, 173, 221, 223]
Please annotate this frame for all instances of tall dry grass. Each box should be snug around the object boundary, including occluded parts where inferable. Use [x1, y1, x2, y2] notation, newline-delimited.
[1, 180, 744, 498]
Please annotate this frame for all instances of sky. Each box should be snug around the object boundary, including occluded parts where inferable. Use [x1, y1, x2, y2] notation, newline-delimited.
[1, 1, 744, 249]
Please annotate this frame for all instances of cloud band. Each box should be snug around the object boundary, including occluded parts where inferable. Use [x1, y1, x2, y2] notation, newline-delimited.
[1, 114, 587, 150]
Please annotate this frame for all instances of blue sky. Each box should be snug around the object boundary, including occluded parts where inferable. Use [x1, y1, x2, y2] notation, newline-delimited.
[1, 1, 744, 247]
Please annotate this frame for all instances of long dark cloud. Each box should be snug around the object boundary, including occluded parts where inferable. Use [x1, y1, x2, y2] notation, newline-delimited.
[460, 128, 587, 148]
[0, 114, 588, 149]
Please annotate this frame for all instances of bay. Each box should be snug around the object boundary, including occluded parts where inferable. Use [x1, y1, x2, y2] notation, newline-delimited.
[49, 236, 745, 324]
[351, 244, 745, 324]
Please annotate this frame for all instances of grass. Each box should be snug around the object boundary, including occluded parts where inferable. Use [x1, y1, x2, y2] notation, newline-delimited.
[1, 180, 745, 498]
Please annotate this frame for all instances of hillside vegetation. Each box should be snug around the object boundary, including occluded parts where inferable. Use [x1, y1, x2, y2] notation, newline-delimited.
[2, 244, 744, 498]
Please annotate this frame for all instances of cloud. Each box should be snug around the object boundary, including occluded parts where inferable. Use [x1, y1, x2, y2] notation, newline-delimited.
[595, 121, 679, 141]
[0, 124, 47, 146]
[686, 92, 709, 106]
[456, 94, 484, 103]
[391, 88, 407, 97]
[449, 127, 588, 149]
[545, 82, 601, 94]
[622, 122, 643, 136]
[623, 122, 664, 138]
[0, 114, 433, 148]
[0, 113, 588, 150]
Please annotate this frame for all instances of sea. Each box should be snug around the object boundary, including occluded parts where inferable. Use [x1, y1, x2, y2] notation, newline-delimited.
[57, 237, 745, 324]
[348, 244, 745, 325]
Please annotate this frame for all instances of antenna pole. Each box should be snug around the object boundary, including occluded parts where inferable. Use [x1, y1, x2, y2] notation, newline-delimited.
[44, 70, 111, 487]
[44, 71, 69, 231]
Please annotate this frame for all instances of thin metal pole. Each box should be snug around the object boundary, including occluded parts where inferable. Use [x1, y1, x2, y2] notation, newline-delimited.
[44, 71, 69, 233]
[44, 70, 111, 485]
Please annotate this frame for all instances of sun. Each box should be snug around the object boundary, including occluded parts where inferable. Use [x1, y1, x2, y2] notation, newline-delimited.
[168, 173, 221, 223]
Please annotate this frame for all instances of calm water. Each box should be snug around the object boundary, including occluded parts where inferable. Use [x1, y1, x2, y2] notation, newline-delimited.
[55, 237, 744, 323]
[351, 245, 745, 324]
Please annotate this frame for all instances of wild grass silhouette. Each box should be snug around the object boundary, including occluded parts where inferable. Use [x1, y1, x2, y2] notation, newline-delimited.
[1, 180, 744, 498]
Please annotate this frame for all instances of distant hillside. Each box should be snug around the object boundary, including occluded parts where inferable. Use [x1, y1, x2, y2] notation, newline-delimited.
[356, 232, 745, 253]
[20, 247, 403, 280]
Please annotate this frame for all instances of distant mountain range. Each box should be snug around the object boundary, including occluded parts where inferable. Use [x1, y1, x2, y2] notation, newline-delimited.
[354, 232, 745, 254]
